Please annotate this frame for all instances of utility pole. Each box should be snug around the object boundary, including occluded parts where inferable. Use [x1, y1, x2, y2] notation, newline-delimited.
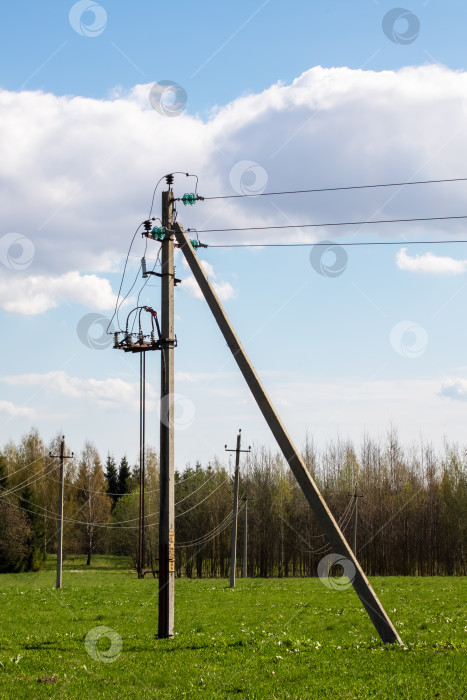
[158, 178, 176, 638]
[225, 431, 251, 588]
[138, 352, 146, 578]
[349, 485, 363, 556]
[49, 437, 73, 589]
[242, 491, 249, 578]
[173, 221, 403, 645]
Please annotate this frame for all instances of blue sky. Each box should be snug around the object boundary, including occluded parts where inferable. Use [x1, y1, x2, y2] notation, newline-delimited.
[2, 1, 467, 468]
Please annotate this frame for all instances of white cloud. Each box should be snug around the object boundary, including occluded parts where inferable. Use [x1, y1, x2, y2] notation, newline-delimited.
[0, 400, 35, 418]
[181, 259, 235, 301]
[2, 65, 467, 313]
[396, 248, 467, 275]
[0, 271, 122, 315]
[1, 371, 156, 409]
[439, 378, 467, 401]
[175, 372, 197, 382]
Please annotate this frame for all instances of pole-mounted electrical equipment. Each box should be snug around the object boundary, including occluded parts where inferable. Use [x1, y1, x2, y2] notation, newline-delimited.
[112, 171, 402, 645]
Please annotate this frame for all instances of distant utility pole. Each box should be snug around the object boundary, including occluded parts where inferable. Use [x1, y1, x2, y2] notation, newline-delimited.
[225, 430, 251, 588]
[173, 220, 402, 645]
[158, 178, 176, 638]
[49, 437, 73, 589]
[242, 491, 250, 578]
[349, 485, 363, 556]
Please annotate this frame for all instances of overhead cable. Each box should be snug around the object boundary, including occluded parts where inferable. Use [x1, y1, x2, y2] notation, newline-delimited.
[203, 177, 467, 201]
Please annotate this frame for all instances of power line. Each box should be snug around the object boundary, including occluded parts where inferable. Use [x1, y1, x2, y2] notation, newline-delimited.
[174, 469, 218, 506]
[0, 494, 151, 528]
[202, 177, 467, 201]
[2, 460, 62, 498]
[175, 469, 211, 485]
[3, 454, 46, 482]
[175, 476, 230, 518]
[107, 222, 145, 333]
[176, 502, 246, 548]
[192, 214, 467, 235]
[208, 238, 467, 249]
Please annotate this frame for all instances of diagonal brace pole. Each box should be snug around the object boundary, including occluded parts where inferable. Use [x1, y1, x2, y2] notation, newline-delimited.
[174, 222, 402, 645]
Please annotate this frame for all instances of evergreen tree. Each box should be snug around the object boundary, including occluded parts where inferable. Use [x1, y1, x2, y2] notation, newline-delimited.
[105, 454, 119, 508]
[118, 456, 131, 496]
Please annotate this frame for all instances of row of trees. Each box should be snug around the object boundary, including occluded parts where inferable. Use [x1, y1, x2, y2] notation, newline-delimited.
[0, 428, 466, 576]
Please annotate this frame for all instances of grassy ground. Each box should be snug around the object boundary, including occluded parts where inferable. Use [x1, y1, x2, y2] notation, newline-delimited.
[0, 556, 465, 699]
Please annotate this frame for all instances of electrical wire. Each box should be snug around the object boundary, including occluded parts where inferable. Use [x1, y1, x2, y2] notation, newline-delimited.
[1, 460, 62, 498]
[192, 214, 467, 235]
[107, 222, 145, 333]
[276, 494, 354, 556]
[149, 172, 199, 218]
[174, 469, 218, 506]
[1, 496, 153, 529]
[176, 503, 245, 548]
[176, 512, 234, 548]
[175, 469, 212, 486]
[148, 175, 168, 220]
[131, 245, 162, 333]
[203, 176, 467, 201]
[1, 454, 46, 483]
[175, 476, 230, 519]
[41, 470, 160, 497]
[207, 238, 467, 248]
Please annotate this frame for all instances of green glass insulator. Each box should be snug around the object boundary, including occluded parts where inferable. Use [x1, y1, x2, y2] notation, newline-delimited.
[182, 193, 196, 206]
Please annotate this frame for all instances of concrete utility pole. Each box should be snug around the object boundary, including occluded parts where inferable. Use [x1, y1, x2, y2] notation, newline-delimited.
[138, 352, 146, 578]
[158, 180, 176, 638]
[243, 492, 249, 578]
[49, 437, 73, 589]
[225, 430, 250, 588]
[349, 485, 363, 556]
[173, 221, 403, 645]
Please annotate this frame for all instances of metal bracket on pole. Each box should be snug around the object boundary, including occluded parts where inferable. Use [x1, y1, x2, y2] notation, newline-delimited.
[173, 221, 402, 645]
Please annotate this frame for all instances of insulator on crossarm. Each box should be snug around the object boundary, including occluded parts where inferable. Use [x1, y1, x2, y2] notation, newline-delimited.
[141, 256, 148, 278]
[125, 332, 133, 346]
[114, 332, 120, 348]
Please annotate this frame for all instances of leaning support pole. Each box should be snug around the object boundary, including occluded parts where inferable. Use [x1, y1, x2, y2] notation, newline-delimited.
[174, 222, 402, 645]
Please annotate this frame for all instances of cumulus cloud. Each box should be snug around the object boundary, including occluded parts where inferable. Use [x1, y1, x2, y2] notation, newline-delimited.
[0, 271, 122, 315]
[181, 259, 235, 301]
[0, 400, 35, 418]
[1, 371, 156, 409]
[439, 379, 467, 401]
[2, 65, 467, 314]
[396, 248, 467, 275]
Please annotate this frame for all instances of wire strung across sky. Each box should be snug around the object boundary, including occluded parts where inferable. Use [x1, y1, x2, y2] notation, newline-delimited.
[206, 239, 467, 249]
[111, 173, 467, 332]
[192, 214, 467, 235]
[202, 176, 467, 201]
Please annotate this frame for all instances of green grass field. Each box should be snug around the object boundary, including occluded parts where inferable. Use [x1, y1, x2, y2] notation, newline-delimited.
[0, 557, 465, 699]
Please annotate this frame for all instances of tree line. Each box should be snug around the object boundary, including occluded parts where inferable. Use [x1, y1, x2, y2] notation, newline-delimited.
[0, 427, 465, 577]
